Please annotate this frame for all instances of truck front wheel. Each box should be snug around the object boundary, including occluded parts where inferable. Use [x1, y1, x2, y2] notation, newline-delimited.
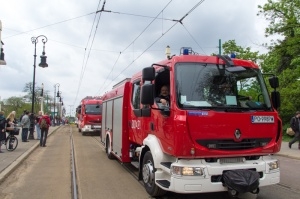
[142, 151, 166, 197]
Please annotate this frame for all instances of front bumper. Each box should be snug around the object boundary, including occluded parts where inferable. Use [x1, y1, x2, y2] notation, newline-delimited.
[155, 156, 280, 194]
[82, 125, 101, 133]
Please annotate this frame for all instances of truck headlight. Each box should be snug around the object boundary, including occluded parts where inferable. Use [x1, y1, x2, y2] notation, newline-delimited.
[171, 166, 204, 176]
[268, 161, 279, 170]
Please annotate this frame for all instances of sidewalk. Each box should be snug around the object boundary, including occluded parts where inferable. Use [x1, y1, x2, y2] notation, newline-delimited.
[0, 127, 299, 183]
[0, 126, 60, 183]
[277, 140, 300, 160]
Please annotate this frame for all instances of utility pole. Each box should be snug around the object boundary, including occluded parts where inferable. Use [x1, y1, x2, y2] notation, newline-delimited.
[40, 83, 44, 114]
[218, 39, 222, 55]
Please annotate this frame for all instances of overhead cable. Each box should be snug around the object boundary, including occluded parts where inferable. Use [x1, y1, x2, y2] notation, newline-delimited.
[73, 0, 104, 106]
[98, 0, 206, 95]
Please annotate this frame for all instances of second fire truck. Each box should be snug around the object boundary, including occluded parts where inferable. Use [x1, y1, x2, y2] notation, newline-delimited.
[76, 96, 102, 135]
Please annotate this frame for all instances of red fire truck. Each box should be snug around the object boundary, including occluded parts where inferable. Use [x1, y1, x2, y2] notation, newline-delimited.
[100, 47, 281, 197]
[77, 96, 102, 136]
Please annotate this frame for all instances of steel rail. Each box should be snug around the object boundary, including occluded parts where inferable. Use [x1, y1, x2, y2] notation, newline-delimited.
[70, 126, 78, 199]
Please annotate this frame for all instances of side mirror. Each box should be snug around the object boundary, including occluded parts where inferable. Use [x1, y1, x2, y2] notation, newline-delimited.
[271, 91, 280, 109]
[269, 76, 279, 89]
[142, 67, 155, 82]
[141, 84, 154, 105]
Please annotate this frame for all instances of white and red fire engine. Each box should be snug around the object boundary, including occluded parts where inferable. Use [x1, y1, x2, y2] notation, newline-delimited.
[100, 47, 281, 197]
[76, 96, 102, 135]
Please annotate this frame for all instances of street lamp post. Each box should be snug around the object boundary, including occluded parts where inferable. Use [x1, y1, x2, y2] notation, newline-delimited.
[29, 35, 48, 140]
[57, 92, 62, 125]
[53, 83, 60, 126]
[40, 83, 44, 114]
[59, 97, 64, 118]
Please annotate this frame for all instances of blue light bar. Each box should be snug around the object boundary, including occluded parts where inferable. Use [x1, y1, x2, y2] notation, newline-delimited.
[183, 48, 189, 55]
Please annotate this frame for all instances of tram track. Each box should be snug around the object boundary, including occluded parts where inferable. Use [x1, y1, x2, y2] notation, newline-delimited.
[70, 125, 78, 199]
[89, 133, 141, 180]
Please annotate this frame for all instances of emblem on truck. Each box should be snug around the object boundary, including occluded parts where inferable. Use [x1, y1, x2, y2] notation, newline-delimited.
[234, 129, 241, 140]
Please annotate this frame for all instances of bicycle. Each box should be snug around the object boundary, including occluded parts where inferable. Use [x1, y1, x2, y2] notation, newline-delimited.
[4, 128, 19, 151]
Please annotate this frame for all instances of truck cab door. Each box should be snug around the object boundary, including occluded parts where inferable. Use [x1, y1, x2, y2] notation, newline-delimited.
[130, 81, 143, 142]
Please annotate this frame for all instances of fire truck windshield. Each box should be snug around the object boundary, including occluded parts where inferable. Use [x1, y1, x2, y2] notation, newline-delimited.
[85, 104, 102, 115]
[175, 63, 272, 110]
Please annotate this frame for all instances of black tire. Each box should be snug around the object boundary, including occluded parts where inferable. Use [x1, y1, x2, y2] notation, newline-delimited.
[106, 136, 114, 159]
[6, 136, 18, 151]
[142, 151, 166, 197]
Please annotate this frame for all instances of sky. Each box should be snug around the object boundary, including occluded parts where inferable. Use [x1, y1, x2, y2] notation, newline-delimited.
[0, 0, 269, 116]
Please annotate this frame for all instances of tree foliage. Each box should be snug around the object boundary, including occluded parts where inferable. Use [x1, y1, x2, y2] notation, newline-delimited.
[222, 40, 263, 63]
[2, 82, 54, 118]
[258, 0, 300, 73]
[2, 97, 28, 118]
[257, 0, 300, 123]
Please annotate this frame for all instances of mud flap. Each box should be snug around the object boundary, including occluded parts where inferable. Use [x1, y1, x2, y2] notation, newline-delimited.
[222, 169, 260, 194]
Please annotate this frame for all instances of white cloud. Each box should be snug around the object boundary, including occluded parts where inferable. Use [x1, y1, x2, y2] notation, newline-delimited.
[0, 0, 269, 115]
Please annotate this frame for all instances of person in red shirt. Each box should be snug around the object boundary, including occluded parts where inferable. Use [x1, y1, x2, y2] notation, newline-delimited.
[38, 112, 51, 147]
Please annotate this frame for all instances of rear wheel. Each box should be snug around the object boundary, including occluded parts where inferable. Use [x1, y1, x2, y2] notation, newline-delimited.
[142, 151, 166, 197]
[106, 136, 114, 159]
[6, 136, 18, 151]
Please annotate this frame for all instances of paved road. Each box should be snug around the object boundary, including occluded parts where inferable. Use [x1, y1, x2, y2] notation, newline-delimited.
[0, 126, 60, 183]
[0, 125, 299, 197]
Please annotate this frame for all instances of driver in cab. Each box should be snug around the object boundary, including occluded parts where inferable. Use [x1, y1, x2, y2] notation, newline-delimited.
[155, 85, 170, 106]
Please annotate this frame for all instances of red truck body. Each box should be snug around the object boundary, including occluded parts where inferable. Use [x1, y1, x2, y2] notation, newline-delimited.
[100, 48, 282, 197]
[77, 96, 102, 135]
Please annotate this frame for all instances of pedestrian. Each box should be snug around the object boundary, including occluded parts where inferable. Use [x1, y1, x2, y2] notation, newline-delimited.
[39, 112, 51, 147]
[20, 111, 30, 142]
[35, 111, 42, 140]
[289, 111, 300, 149]
[0, 111, 6, 153]
[6, 111, 17, 130]
[50, 114, 53, 126]
[19, 110, 27, 123]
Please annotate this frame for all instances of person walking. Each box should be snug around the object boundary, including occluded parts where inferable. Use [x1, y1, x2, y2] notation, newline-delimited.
[39, 112, 51, 147]
[289, 111, 300, 149]
[0, 111, 6, 153]
[20, 111, 30, 142]
[35, 111, 42, 140]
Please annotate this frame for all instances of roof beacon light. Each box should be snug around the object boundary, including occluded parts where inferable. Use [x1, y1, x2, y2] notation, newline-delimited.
[230, 52, 236, 58]
[181, 47, 192, 55]
[183, 48, 189, 55]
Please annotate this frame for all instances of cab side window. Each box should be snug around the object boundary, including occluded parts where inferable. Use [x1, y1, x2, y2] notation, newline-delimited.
[132, 81, 141, 109]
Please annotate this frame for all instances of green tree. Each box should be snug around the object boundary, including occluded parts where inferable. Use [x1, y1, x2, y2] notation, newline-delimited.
[258, 0, 300, 124]
[2, 97, 29, 118]
[22, 82, 43, 114]
[222, 40, 263, 63]
[258, 0, 300, 72]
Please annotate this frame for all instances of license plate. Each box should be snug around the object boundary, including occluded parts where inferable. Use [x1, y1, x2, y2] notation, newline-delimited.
[251, 116, 274, 123]
[93, 125, 101, 128]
